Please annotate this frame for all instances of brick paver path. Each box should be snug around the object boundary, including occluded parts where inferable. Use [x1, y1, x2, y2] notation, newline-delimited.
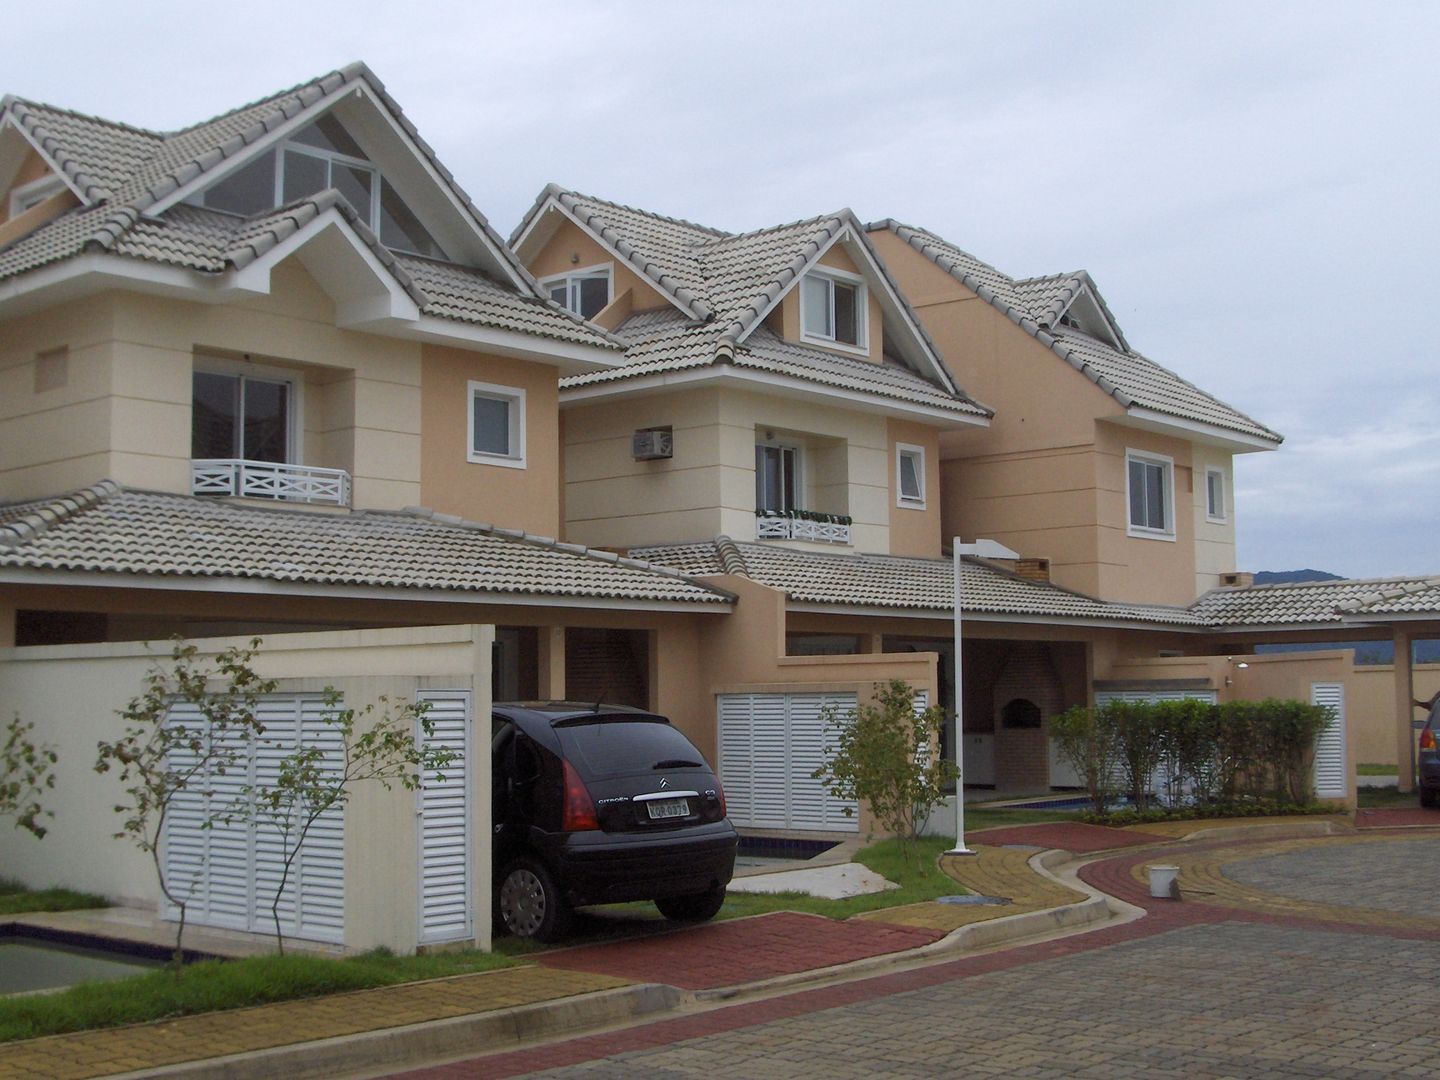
[537, 912, 943, 990]
[480, 922, 1440, 1079]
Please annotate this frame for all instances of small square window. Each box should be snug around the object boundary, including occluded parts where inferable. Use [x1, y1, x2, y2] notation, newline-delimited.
[800, 269, 865, 351]
[468, 381, 526, 469]
[896, 443, 926, 508]
[1126, 451, 1175, 539]
[1206, 467, 1227, 522]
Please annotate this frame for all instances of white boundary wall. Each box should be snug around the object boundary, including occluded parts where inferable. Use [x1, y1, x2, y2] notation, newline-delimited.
[0, 624, 493, 954]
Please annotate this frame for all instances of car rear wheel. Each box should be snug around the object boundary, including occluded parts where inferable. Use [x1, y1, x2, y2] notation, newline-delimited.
[1421, 785, 1439, 809]
[498, 859, 572, 942]
[655, 886, 726, 922]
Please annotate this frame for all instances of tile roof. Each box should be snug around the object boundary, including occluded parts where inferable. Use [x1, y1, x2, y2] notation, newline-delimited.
[0, 482, 730, 608]
[631, 538, 1202, 627]
[0, 66, 619, 353]
[527, 189, 983, 416]
[867, 220, 1281, 445]
[563, 310, 988, 417]
[1191, 576, 1439, 628]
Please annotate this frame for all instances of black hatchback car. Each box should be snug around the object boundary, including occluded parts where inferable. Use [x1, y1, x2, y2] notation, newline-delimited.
[491, 702, 738, 942]
[1420, 701, 1439, 808]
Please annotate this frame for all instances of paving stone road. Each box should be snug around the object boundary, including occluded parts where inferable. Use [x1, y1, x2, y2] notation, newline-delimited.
[518, 922, 1438, 1078]
[1223, 836, 1436, 916]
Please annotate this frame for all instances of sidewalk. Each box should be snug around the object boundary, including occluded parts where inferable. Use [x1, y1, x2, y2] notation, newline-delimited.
[3, 811, 1436, 1080]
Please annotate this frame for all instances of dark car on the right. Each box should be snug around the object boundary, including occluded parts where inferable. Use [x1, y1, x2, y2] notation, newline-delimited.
[1420, 701, 1440, 808]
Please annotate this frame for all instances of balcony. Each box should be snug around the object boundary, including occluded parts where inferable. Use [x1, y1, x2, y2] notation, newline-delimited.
[755, 509, 851, 545]
[191, 459, 352, 507]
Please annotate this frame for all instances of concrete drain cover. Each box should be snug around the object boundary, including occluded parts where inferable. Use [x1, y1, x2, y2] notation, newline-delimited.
[937, 895, 1011, 906]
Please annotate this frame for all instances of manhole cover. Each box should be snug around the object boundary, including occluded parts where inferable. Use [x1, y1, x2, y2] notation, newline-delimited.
[936, 895, 1011, 906]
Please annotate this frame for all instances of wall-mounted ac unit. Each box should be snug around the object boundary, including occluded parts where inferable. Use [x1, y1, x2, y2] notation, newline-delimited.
[633, 427, 673, 461]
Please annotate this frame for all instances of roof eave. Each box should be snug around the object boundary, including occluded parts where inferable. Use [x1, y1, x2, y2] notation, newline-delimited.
[1108, 407, 1282, 453]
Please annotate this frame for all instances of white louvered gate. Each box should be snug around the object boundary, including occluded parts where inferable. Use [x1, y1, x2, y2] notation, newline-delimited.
[162, 695, 345, 944]
[717, 692, 859, 832]
[416, 691, 472, 944]
[1311, 683, 1348, 800]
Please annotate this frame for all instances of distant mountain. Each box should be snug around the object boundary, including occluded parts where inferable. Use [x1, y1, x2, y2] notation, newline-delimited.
[1253, 569, 1346, 584]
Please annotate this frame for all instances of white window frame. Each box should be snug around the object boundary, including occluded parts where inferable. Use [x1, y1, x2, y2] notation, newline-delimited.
[799, 266, 869, 356]
[1205, 466, 1227, 523]
[277, 141, 380, 229]
[539, 263, 613, 320]
[193, 355, 303, 464]
[896, 443, 927, 509]
[1126, 449, 1176, 541]
[467, 380, 526, 469]
[755, 441, 802, 513]
[8, 175, 66, 218]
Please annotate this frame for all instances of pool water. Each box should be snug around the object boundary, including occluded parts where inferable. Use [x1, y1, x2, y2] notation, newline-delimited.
[1, 938, 160, 995]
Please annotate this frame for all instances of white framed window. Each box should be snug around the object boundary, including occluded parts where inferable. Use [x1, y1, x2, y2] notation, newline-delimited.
[1205, 467, 1227, 523]
[755, 443, 800, 512]
[467, 380, 526, 469]
[800, 267, 867, 353]
[896, 443, 926, 509]
[8, 174, 66, 218]
[540, 264, 612, 320]
[1126, 450, 1175, 540]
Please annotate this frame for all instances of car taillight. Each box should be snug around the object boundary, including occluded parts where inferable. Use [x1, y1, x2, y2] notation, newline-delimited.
[714, 779, 727, 818]
[1422, 728, 1437, 752]
[561, 759, 598, 831]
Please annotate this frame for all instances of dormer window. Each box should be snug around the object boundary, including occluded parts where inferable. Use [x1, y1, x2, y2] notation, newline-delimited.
[541, 265, 611, 320]
[8, 174, 66, 218]
[801, 268, 866, 352]
[193, 114, 446, 259]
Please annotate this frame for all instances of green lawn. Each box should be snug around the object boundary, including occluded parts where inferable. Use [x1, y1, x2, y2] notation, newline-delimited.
[1357, 785, 1421, 809]
[964, 804, 1085, 831]
[0, 947, 518, 1044]
[0, 879, 107, 917]
[1357, 763, 1399, 777]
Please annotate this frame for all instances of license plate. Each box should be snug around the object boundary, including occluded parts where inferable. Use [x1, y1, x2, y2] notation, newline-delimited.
[646, 797, 689, 820]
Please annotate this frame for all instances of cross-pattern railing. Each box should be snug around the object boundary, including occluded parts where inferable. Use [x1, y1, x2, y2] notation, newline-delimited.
[191, 459, 351, 506]
[755, 509, 851, 544]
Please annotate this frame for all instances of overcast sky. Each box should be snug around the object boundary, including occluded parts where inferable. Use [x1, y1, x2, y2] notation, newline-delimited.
[9, 1, 1437, 580]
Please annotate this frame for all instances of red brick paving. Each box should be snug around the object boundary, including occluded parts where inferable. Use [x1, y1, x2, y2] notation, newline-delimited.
[535, 911, 944, 990]
[970, 820, 1159, 853]
[1355, 805, 1440, 828]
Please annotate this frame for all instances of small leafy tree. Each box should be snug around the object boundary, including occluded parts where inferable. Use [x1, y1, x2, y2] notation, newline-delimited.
[1109, 700, 1167, 811]
[1049, 706, 1119, 815]
[240, 690, 454, 954]
[94, 638, 276, 969]
[812, 680, 956, 867]
[2, 713, 58, 839]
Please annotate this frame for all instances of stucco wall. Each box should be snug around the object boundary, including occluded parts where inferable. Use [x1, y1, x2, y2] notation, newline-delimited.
[1348, 663, 1440, 766]
[526, 219, 672, 317]
[419, 343, 561, 535]
[886, 418, 942, 558]
[0, 624, 493, 954]
[563, 384, 894, 554]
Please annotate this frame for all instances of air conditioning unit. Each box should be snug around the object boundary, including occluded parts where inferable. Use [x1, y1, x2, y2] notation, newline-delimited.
[632, 427, 673, 461]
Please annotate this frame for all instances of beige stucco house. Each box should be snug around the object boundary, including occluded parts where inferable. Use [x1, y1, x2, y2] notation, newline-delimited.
[0, 64, 1430, 954]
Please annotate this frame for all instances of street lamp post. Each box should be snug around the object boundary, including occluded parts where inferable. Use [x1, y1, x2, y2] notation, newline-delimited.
[948, 538, 1021, 857]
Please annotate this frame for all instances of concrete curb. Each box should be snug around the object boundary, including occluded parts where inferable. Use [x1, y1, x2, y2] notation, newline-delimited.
[108, 982, 685, 1080]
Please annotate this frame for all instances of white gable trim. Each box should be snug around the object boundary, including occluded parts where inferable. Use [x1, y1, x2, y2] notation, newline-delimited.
[0, 113, 88, 205]
[1111, 406, 1281, 453]
[733, 222, 963, 398]
[146, 81, 527, 291]
[512, 195, 700, 321]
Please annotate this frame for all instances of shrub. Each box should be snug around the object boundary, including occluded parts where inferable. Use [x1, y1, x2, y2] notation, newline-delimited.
[1049, 706, 1119, 815]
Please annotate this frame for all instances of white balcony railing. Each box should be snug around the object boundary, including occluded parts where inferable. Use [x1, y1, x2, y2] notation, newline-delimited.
[191, 459, 352, 507]
[755, 510, 851, 545]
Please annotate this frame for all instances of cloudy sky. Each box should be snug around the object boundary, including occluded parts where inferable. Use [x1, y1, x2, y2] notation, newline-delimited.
[9, 1, 1436, 579]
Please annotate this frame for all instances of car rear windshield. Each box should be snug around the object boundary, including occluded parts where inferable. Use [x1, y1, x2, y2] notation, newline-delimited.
[555, 719, 709, 781]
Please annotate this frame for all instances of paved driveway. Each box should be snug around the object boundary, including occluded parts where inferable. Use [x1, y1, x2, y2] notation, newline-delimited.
[423, 831, 1440, 1079]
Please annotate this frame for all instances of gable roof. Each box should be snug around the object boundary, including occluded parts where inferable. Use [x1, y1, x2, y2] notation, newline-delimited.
[0, 66, 622, 361]
[632, 538, 1203, 629]
[0, 482, 731, 611]
[867, 220, 1281, 449]
[509, 185, 990, 423]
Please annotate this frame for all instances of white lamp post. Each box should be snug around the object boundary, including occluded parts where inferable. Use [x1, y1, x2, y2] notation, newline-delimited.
[948, 538, 1021, 856]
